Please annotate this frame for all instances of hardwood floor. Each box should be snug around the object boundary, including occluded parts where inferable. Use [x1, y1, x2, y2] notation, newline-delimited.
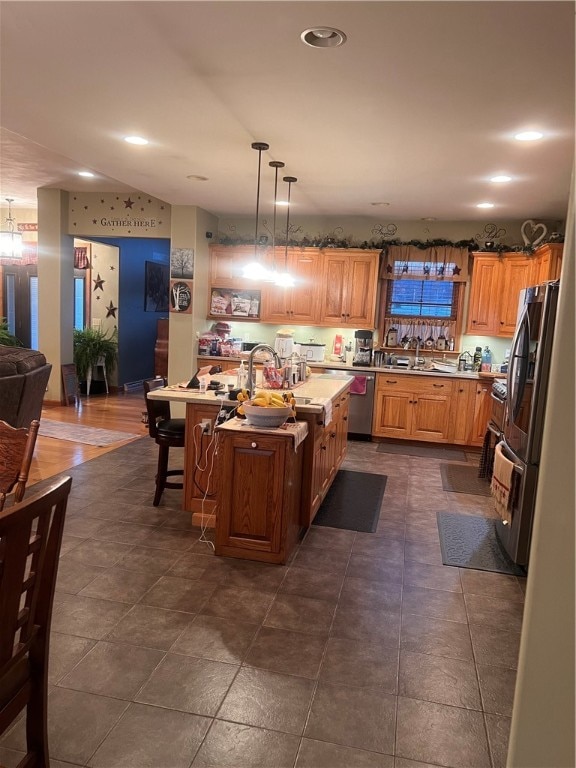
[30, 391, 148, 486]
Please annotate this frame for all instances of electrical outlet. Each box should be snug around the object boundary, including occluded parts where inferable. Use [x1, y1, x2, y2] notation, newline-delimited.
[201, 418, 212, 436]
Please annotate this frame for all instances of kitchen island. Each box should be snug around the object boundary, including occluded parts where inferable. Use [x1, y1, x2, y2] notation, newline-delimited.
[147, 374, 351, 546]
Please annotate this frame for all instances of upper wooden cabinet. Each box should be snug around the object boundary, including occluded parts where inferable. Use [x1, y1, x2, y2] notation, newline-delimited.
[466, 245, 562, 337]
[319, 249, 380, 328]
[261, 247, 321, 325]
[208, 245, 380, 328]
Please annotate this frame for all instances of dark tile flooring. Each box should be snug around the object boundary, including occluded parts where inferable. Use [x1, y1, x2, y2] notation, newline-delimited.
[0, 438, 525, 768]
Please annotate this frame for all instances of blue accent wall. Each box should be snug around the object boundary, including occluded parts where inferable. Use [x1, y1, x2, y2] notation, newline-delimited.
[88, 237, 170, 385]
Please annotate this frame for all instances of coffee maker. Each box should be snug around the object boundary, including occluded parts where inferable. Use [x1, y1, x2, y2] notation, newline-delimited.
[353, 330, 373, 366]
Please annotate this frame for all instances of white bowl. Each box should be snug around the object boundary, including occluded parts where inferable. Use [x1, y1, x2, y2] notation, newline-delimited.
[243, 402, 292, 428]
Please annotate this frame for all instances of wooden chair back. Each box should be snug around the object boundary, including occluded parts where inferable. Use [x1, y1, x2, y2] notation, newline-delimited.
[0, 475, 72, 764]
[143, 377, 169, 439]
[0, 419, 40, 511]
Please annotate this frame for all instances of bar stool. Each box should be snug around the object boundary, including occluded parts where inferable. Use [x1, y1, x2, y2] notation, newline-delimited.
[143, 378, 186, 506]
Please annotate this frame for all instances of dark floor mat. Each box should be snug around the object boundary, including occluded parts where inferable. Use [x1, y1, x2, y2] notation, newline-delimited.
[376, 442, 467, 461]
[437, 512, 525, 575]
[313, 470, 387, 533]
[440, 463, 491, 496]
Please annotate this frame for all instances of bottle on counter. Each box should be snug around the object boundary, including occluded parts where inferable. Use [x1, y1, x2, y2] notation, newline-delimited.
[473, 346, 482, 372]
[481, 346, 492, 372]
[236, 360, 248, 390]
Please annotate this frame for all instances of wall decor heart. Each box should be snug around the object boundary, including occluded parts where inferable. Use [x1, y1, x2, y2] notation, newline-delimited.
[521, 219, 548, 247]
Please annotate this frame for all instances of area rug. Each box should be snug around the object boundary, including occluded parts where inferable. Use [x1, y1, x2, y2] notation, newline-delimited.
[38, 419, 142, 447]
[440, 463, 491, 496]
[437, 512, 525, 575]
[376, 442, 467, 461]
[313, 470, 387, 533]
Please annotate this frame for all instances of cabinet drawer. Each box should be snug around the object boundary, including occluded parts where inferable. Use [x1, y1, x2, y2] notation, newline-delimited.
[376, 373, 454, 395]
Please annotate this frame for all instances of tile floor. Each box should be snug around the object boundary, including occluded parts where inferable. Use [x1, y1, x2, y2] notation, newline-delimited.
[0, 437, 525, 768]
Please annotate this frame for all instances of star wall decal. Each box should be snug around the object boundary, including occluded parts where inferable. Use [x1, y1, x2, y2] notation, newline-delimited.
[124, 198, 134, 209]
[110, 265, 115, 271]
[453, 265, 461, 275]
[92, 219, 97, 225]
[96, 295, 101, 300]
[105, 301, 118, 318]
[93, 273, 105, 291]
[386, 264, 393, 274]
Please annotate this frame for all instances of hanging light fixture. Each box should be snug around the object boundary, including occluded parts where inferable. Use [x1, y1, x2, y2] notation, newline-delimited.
[275, 176, 297, 287]
[242, 142, 273, 280]
[0, 199, 23, 260]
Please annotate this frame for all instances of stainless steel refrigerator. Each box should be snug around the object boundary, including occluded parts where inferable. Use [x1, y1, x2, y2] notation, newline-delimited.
[498, 281, 560, 566]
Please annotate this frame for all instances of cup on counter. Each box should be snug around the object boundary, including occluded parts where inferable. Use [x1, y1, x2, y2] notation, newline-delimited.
[345, 350, 354, 366]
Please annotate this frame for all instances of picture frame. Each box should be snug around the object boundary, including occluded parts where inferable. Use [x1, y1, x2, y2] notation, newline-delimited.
[145, 261, 170, 312]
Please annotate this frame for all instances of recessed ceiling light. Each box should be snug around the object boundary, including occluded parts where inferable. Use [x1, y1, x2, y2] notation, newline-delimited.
[275, 201, 290, 207]
[490, 175, 511, 183]
[301, 27, 347, 48]
[477, 202, 495, 209]
[370, 201, 390, 207]
[514, 131, 543, 141]
[78, 171, 95, 178]
[186, 174, 209, 181]
[124, 136, 148, 145]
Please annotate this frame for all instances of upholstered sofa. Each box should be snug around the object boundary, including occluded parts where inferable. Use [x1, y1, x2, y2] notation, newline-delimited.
[0, 346, 52, 428]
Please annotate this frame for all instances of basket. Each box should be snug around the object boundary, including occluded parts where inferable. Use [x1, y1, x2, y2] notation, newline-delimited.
[243, 402, 292, 428]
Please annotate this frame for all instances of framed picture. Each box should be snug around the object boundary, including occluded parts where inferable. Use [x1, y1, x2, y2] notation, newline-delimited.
[145, 261, 170, 312]
[170, 247, 194, 279]
[169, 279, 193, 314]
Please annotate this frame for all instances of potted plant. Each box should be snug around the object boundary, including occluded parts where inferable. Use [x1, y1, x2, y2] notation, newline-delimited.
[0, 318, 22, 347]
[73, 327, 118, 388]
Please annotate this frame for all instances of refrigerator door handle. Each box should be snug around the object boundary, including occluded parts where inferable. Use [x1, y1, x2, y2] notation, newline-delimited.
[507, 305, 530, 422]
[500, 436, 525, 476]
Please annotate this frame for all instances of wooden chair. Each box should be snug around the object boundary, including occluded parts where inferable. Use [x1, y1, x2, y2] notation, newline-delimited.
[143, 378, 185, 506]
[0, 475, 73, 768]
[0, 420, 40, 511]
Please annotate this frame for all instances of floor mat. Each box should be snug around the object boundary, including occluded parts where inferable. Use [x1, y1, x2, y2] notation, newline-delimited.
[440, 463, 491, 496]
[376, 442, 467, 461]
[39, 419, 142, 446]
[313, 470, 387, 533]
[437, 512, 525, 575]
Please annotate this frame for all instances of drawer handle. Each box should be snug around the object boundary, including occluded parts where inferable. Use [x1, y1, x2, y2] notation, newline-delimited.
[251, 441, 258, 448]
[433, 384, 444, 388]
[386, 379, 398, 384]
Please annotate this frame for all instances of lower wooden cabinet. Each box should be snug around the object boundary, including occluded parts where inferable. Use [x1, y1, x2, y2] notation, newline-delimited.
[214, 428, 303, 564]
[470, 379, 493, 446]
[372, 375, 454, 443]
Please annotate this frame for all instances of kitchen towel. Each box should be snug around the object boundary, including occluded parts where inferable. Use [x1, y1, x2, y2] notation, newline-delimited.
[491, 441, 515, 525]
[309, 397, 333, 426]
[350, 376, 367, 395]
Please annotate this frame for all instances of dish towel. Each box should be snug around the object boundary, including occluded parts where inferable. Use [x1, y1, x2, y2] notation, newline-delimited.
[350, 376, 367, 395]
[491, 441, 515, 525]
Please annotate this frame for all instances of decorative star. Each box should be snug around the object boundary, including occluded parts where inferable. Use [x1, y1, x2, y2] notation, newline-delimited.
[100, 199, 105, 204]
[110, 206, 115, 210]
[93, 273, 105, 291]
[96, 295, 101, 300]
[124, 198, 134, 209]
[73, 222, 77, 226]
[386, 264, 393, 274]
[84, 205, 88, 210]
[92, 219, 97, 225]
[110, 265, 115, 271]
[453, 265, 461, 275]
[105, 301, 118, 318]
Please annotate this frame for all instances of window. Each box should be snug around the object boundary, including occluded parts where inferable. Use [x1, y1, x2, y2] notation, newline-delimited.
[74, 276, 85, 330]
[386, 279, 460, 320]
[29, 276, 38, 350]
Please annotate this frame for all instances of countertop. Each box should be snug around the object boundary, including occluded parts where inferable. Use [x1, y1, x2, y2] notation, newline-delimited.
[146, 373, 352, 414]
[197, 355, 498, 381]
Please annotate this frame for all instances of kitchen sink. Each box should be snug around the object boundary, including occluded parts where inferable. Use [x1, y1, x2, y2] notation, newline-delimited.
[294, 397, 312, 405]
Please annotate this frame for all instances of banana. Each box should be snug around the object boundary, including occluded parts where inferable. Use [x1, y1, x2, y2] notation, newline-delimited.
[252, 396, 268, 407]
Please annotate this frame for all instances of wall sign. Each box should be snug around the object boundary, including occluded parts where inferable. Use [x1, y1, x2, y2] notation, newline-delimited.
[170, 280, 193, 314]
[68, 192, 171, 238]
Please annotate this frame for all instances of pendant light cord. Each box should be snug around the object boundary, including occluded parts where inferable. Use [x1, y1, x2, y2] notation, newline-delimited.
[283, 176, 297, 271]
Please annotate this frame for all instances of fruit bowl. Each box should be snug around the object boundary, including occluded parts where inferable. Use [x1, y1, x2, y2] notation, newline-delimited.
[243, 402, 292, 428]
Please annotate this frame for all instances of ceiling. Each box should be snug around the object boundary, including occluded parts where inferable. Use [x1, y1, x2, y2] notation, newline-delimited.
[1, 1, 574, 223]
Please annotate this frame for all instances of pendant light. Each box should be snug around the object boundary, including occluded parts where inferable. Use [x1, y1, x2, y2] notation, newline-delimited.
[275, 176, 297, 287]
[242, 142, 272, 280]
[0, 199, 23, 260]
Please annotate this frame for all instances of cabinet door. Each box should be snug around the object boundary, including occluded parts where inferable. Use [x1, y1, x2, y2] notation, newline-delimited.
[372, 388, 413, 438]
[262, 248, 321, 324]
[216, 433, 285, 555]
[210, 245, 259, 285]
[411, 393, 451, 442]
[470, 381, 492, 446]
[450, 380, 473, 444]
[345, 253, 378, 327]
[319, 253, 348, 325]
[466, 256, 501, 335]
[498, 258, 532, 336]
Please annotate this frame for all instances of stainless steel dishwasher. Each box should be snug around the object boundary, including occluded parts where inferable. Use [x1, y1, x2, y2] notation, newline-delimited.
[324, 370, 375, 437]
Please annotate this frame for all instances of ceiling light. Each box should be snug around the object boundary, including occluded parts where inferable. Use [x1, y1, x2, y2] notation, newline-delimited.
[78, 171, 95, 178]
[186, 174, 209, 181]
[490, 175, 511, 183]
[0, 199, 23, 260]
[242, 142, 274, 281]
[275, 176, 297, 287]
[124, 135, 148, 145]
[477, 202, 495, 209]
[514, 131, 543, 141]
[275, 200, 290, 207]
[301, 27, 347, 48]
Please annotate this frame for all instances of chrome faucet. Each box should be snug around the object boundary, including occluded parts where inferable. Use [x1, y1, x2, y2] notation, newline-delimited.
[247, 343, 281, 396]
